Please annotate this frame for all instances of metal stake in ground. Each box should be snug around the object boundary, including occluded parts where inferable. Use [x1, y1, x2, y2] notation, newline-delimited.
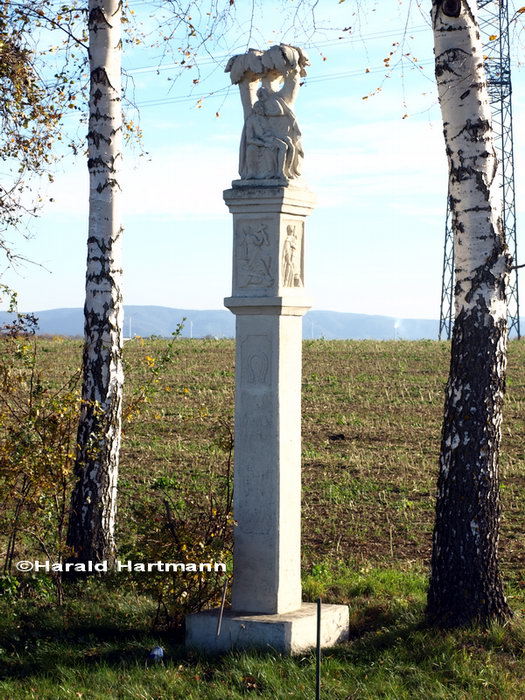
[316, 597, 322, 700]
[216, 577, 228, 637]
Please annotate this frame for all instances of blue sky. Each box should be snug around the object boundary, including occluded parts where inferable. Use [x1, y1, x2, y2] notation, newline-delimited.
[3, 0, 525, 321]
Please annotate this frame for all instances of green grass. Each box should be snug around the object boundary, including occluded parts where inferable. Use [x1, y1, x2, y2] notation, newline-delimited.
[2, 337, 525, 697]
[2, 564, 525, 698]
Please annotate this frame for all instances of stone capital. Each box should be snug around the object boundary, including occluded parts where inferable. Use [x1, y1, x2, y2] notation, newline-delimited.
[223, 184, 316, 218]
[224, 296, 311, 317]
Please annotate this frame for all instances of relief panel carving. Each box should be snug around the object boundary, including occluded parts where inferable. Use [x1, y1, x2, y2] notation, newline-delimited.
[281, 221, 304, 287]
[236, 222, 274, 289]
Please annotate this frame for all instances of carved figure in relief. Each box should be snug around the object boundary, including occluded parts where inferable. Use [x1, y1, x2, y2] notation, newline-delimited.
[238, 223, 274, 288]
[225, 44, 309, 181]
[282, 224, 303, 287]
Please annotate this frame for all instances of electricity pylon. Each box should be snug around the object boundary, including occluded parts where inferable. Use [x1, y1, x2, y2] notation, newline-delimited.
[439, 0, 520, 340]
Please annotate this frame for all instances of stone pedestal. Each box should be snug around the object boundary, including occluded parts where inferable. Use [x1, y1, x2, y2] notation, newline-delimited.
[186, 183, 349, 653]
[186, 603, 349, 655]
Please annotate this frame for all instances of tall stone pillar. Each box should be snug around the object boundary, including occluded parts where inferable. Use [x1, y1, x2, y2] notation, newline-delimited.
[224, 184, 313, 615]
[186, 44, 349, 654]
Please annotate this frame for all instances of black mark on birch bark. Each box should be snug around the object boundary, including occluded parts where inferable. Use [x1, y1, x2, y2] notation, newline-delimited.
[96, 178, 120, 194]
[89, 7, 112, 31]
[87, 130, 111, 149]
[440, 0, 461, 18]
[91, 108, 112, 122]
[92, 67, 113, 89]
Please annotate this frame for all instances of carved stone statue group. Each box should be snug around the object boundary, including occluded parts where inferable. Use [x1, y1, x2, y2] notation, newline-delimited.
[226, 44, 309, 182]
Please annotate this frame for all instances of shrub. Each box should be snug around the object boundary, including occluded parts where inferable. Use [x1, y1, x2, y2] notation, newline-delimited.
[119, 419, 234, 628]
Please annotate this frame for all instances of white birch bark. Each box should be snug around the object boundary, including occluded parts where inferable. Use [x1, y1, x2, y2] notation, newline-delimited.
[67, 0, 123, 565]
[435, 0, 507, 319]
[427, 0, 512, 626]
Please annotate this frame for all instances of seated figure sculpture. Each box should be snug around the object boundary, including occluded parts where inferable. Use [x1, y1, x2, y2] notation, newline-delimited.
[226, 45, 309, 182]
[240, 86, 303, 180]
[242, 98, 286, 180]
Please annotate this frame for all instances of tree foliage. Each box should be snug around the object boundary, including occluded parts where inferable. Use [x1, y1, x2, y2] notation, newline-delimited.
[0, 0, 242, 266]
[0, 0, 86, 262]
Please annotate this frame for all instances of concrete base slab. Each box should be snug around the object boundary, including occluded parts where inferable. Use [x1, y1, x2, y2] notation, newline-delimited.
[186, 603, 349, 655]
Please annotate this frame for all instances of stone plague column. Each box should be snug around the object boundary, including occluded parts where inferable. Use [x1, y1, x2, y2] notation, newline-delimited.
[186, 44, 349, 654]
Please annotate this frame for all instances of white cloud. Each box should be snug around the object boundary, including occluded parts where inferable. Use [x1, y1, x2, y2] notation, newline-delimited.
[304, 117, 447, 209]
[44, 143, 238, 221]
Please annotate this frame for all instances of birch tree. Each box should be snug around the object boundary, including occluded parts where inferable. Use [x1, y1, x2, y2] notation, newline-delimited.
[66, 0, 123, 566]
[426, 0, 512, 627]
[64, 0, 240, 566]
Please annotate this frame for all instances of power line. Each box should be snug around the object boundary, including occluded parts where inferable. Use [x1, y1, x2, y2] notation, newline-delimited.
[134, 58, 434, 108]
[124, 24, 430, 76]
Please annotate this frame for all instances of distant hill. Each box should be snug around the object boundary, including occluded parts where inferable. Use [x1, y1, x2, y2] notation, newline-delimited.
[1, 305, 523, 340]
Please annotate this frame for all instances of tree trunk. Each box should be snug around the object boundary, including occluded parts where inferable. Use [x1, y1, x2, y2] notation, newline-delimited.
[67, 0, 123, 566]
[426, 0, 512, 627]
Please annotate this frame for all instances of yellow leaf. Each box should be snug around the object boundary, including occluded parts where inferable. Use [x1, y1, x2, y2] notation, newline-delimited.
[489, 34, 498, 40]
[517, 7, 525, 14]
